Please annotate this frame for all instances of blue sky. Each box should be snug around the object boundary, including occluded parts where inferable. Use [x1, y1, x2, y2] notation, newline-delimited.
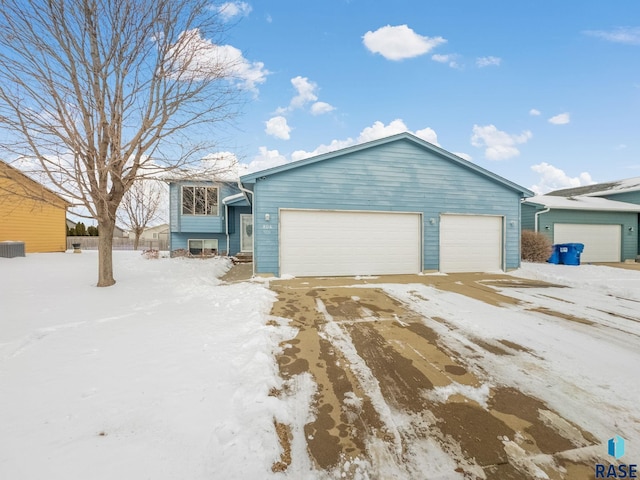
[212, 0, 640, 193]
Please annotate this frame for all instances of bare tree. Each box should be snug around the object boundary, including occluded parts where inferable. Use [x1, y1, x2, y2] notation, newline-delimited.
[117, 179, 165, 250]
[0, 0, 249, 286]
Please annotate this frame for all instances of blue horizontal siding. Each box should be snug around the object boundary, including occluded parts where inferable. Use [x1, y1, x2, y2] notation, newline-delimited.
[169, 181, 239, 234]
[170, 232, 228, 255]
[602, 191, 640, 205]
[252, 139, 523, 276]
[521, 203, 539, 231]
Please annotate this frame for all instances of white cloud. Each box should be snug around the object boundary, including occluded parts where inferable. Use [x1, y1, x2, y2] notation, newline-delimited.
[363, 25, 446, 61]
[414, 127, 440, 146]
[288, 119, 441, 161]
[216, 2, 252, 21]
[358, 119, 410, 142]
[199, 151, 242, 180]
[241, 119, 477, 176]
[431, 53, 460, 69]
[476, 56, 501, 67]
[529, 108, 541, 116]
[583, 27, 640, 45]
[242, 147, 290, 173]
[265, 116, 291, 140]
[310, 101, 335, 116]
[289, 76, 318, 109]
[291, 138, 355, 162]
[548, 112, 570, 125]
[168, 29, 268, 91]
[471, 124, 532, 160]
[530, 162, 595, 194]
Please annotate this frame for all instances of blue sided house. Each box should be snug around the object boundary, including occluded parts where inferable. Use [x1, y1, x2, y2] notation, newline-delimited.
[169, 132, 534, 276]
[167, 179, 253, 257]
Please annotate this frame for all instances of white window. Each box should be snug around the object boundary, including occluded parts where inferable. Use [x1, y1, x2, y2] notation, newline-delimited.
[182, 186, 219, 216]
[188, 239, 218, 256]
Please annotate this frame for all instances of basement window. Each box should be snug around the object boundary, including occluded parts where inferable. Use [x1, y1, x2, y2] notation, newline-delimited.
[188, 239, 218, 256]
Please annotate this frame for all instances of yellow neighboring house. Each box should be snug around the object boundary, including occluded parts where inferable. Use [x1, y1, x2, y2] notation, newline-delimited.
[0, 160, 70, 253]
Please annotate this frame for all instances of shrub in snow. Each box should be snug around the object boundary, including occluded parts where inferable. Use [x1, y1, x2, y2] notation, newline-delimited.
[142, 249, 159, 259]
[521, 230, 552, 263]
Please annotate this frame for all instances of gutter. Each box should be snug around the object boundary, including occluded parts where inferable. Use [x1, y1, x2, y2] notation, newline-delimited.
[534, 207, 550, 232]
[236, 179, 255, 277]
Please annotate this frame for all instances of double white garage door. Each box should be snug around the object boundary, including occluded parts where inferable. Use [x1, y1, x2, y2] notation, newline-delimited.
[279, 210, 503, 276]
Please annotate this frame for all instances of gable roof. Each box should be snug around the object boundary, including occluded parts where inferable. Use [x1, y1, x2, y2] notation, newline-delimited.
[547, 176, 640, 197]
[0, 160, 71, 208]
[240, 132, 534, 196]
[524, 194, 640, 212]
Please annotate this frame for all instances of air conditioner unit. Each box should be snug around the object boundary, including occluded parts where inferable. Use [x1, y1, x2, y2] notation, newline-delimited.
[0, 241, 25, 258]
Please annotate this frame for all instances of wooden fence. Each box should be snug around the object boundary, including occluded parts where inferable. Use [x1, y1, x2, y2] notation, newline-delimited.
[66, 236, 169, 251]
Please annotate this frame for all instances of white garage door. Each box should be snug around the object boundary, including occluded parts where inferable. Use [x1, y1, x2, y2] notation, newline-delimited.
[440, 215, 503, 273]
[279, 210, 422, 276]
[554, 224, 621, 262]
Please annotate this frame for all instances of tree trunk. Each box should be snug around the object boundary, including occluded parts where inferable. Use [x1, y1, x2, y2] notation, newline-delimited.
[97, 219, 116, 287]
[133, 232, 141, 251]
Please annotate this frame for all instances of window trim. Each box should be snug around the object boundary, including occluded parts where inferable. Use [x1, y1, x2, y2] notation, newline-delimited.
[181, 185, 220, 216]
[187, 238, 219, 256]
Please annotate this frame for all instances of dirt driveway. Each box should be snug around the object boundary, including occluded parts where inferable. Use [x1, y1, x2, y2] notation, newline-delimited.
[267, 272, 627, 479]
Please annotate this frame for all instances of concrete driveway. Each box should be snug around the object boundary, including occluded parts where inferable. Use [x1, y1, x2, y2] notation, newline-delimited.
[267, 271, 633, 479]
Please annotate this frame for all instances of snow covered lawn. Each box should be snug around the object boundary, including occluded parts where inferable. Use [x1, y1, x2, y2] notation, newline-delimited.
[0, 251, 289, 480]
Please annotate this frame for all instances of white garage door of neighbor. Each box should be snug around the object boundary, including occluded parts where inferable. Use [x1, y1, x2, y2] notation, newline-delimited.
[279, 210, 422, 276]
[440, 215, 503, 273]
[554, 224, 621, 262]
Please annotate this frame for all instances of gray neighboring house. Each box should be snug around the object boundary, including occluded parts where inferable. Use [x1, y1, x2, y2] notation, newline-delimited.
[522, 176, 640, 262]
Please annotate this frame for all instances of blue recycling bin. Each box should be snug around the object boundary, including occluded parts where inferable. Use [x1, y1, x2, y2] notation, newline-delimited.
[547, 244, 561, 264]
[558, 243, 584, 266]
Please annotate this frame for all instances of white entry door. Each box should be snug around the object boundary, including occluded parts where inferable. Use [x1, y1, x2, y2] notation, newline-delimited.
[240, 214, 253, 252]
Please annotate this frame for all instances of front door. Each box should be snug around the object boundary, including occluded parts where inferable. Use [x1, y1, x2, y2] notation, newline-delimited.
[240, 214, 253, 253]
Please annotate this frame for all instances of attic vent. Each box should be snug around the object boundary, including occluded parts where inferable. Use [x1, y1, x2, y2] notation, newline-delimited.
[0, 241, 25, 258]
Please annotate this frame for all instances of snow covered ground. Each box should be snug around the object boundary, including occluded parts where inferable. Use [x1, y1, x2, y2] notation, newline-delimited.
[0, 251, 290, 480]
[1, 253, 639, 479]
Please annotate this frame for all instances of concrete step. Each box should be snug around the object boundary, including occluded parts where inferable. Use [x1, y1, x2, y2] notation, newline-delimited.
[232, 253, 253, 264]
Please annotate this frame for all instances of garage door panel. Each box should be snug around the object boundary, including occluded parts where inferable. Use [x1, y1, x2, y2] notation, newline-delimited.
[554, 224, 621, 262]
[440, 215, 503, 273]
[280, 210, 421, 276]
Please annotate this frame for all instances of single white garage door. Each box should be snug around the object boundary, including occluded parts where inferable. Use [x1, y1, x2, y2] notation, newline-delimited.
[440, 214, 503, 273]
[279, 210, 422, 276]
[554, 224, 621, 262]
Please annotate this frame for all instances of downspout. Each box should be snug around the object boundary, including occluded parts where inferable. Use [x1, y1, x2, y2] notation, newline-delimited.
[237, 179, 255, 277]
[534, 207, 550, 232]
[224, 202, 230, 256]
